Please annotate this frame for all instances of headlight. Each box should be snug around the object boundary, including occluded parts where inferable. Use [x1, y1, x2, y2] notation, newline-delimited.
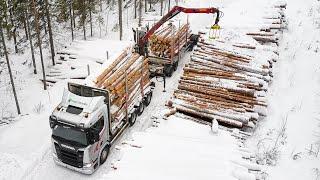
[83, 163, 92, 168]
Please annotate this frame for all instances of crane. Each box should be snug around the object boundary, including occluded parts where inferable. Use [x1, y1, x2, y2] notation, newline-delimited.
[134, 6, 221, 56]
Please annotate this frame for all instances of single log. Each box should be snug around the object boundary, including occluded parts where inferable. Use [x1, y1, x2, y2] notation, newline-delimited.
[96, 49, 129, 86]
[174, 104, 243, 128]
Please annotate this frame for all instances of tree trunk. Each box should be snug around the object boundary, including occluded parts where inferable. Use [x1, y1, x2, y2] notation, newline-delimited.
[160, 0, 163, 16]
[168, 0, 171, 13]
[99, 0, 102, 12]
[23, 16, 28, 40]
[44, 0, 55, 66]
[72, 2, 75, 28]
[3, 1, 10, 39]
[42, 15, 47, 34]
[25, 7, 37, 74]
[0, 21, 21, 115]
[8, 2, 18, 53]
[138, 0, 142, 26]
[31, 0, 47, 90]
[69, 1, 74, 41]
[82, 0, 86, 40]
[144, 0, 147, 12]
[134, 0, 137, 19]
[118, 0, 122, 40]
[89, 0, 93, 37]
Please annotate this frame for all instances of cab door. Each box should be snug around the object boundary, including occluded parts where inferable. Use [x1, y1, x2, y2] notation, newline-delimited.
[90, 114, 105, 163]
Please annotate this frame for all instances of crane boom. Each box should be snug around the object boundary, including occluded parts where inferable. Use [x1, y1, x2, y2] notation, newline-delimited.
[138, 6, 220, 47]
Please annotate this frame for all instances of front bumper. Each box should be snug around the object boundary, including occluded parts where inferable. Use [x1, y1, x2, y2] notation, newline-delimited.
[52, 152, 95, 174]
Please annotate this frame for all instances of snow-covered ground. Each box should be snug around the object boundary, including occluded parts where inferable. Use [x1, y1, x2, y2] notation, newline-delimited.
[247, 0, 320, 179]
[102, 116, 258, 180]
[1, 0, 320, 179]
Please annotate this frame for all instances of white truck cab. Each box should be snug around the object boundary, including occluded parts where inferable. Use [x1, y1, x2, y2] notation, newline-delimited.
[50, 82, 153, 174]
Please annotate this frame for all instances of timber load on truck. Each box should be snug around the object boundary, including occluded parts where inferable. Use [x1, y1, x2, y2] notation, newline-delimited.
[134, 6, 221, 77]
[49, 45, 154, 174]
[149, 23, 191, 58]
[148, 22, 191, 77]
[94, 50, 152, 134]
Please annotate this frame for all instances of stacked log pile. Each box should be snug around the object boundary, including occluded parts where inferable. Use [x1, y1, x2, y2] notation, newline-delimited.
[149, 23, 191, 58]
[94, 50, 150, 125]
[247, 1, 287, 45]
[171, 1, 287, 128]
[172, 37, 275, 128]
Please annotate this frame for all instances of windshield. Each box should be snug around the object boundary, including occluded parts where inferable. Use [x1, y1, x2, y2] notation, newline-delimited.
[52, 125, 88, 146]
[68, 83, 108, 98]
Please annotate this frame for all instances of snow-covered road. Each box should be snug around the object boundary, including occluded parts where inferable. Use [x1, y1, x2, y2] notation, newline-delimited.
[23, 50, 192, 180]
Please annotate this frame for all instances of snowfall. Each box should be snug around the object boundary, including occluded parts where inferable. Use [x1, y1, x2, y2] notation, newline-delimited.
[1, 0, 320, 179]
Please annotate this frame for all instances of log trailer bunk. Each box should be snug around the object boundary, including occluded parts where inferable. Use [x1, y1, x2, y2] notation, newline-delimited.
[133, 6, 221, 77]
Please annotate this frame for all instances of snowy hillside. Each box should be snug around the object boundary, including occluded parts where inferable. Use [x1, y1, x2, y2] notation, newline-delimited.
[1, 0, 320, 180]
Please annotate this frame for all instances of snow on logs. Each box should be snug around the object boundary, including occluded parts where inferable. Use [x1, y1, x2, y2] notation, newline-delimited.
[171, 2, 288, 129]
[172, 39, 273, 129]
[149, 23, 191, 58]
[94, 50, 150, 123]
[247, 2, 287, 45]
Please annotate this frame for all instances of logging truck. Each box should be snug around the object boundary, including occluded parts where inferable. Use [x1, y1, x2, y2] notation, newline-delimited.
[133, 6, 220, 77]
[49, 49, 154, 174]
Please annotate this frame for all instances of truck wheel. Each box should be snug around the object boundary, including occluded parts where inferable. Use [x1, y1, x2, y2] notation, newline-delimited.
[129, 111, 137, 126]
[100, 145, 109, 165]
[144, 92, 153, 106]
[164, 65, 173, 77]
[173, 61, 178, 71]
[168, 67, 174, 77]
[137, 101, 145, 116]
[165, 67, 173, 77]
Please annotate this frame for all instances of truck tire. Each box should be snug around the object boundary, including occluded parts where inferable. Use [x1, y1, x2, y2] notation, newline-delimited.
[137, 101, 145, 116]
[144, 92, 153, 106]
[164, 65, 173, 77]
[129, 111, 137, 126]
[100, 145, 109, 165]
[173, 61, 178, 71]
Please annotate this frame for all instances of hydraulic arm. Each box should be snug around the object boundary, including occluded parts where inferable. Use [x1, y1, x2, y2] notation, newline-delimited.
[137, 6, 220, 55]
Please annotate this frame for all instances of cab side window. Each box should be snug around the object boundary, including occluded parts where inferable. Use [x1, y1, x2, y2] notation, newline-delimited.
[92, 116, 104, 133]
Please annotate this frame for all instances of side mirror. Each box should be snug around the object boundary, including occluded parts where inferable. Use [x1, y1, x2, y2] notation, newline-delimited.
[89, 129, 100, 144]
[93, 132, 99, 143]
[49, 115, 57, 129]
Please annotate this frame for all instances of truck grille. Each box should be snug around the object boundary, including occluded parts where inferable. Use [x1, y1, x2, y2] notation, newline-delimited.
[55, 143, 84, 168]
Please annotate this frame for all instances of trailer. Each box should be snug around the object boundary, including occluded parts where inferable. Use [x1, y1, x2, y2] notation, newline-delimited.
[147, 22, 191, 77]
[49, 48, 154, 174]
[133, 6, 220, 77]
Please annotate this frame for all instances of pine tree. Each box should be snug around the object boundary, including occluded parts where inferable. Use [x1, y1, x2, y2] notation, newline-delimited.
[25, 3, 37, 74]
[44, 0, 55, 65]
[68, 0, 74, 41]
[8, 0, 18, 53]
[0, 17, 21, 115]
[31, 0, 47, 90]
